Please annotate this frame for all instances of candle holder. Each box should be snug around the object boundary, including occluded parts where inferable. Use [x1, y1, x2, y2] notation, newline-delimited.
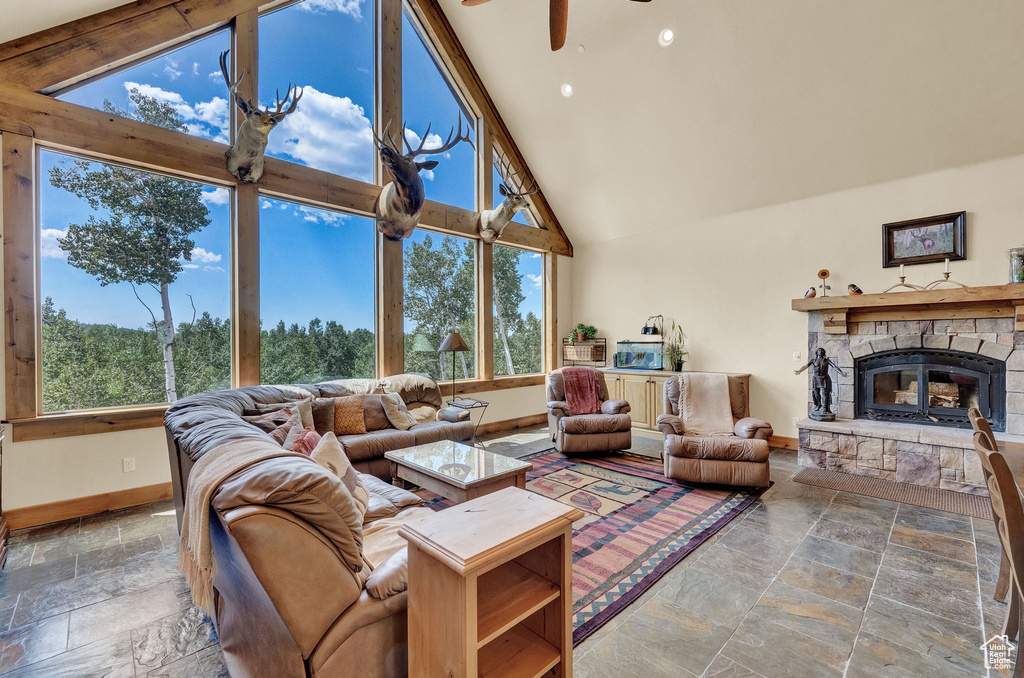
[924, 271, 969, 290]
[883, 275, 925, 293]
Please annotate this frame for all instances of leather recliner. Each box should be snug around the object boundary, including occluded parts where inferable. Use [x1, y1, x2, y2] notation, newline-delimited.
[546, 368, 632, 453]
[657, 374, 773, 487]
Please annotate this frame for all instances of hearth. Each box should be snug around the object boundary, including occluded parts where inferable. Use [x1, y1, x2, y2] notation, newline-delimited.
[856, 348, 1005, 431]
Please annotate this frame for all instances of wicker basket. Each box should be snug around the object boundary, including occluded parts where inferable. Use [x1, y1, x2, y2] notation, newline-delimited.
[563, 342, 605, 362]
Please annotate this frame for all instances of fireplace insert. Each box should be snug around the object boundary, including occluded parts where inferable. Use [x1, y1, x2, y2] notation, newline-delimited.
[855, 348, 1006, 430]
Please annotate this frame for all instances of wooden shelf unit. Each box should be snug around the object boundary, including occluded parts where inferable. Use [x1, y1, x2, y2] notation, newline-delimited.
[399, 487, 583, 678]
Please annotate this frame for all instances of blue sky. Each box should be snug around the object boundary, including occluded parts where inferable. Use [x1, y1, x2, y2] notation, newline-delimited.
[46, 0, 540, 335]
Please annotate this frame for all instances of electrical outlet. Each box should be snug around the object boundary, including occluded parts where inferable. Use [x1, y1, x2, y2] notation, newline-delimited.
[122, 457, 136, 473]
[792, 351, 801, 362]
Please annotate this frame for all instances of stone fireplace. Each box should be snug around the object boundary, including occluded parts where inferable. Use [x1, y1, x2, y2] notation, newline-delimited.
[793, 285, 1024, 495]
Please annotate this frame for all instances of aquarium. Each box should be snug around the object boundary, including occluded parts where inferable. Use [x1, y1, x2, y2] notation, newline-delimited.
[614, 341, 664, 370]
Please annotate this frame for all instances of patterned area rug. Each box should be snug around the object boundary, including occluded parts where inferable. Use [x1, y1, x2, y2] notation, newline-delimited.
[419, 448, 767, 645]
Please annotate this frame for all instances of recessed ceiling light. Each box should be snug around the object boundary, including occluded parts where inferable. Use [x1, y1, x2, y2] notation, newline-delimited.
[658, 28, 675, 47]
[577, 44, 585, 54]
[560, 83, 574, 97]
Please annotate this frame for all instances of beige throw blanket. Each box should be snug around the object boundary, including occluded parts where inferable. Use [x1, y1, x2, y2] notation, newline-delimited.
[680, 373, 735, 435]
[179, 438, 307, 614]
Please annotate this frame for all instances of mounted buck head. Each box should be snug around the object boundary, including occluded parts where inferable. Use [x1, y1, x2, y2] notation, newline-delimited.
[372, 118, 473, 240]
[219, 50, 303, 184]
[478, 152, 538, 244]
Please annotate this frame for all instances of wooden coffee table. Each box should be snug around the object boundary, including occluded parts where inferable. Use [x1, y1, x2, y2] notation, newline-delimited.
[385, 440, 533, 503]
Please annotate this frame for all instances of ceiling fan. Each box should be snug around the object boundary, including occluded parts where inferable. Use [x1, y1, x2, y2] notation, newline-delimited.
[462, 0, 653, 52]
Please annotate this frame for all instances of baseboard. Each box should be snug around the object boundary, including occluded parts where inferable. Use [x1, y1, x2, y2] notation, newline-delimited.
[477, 413, 547, 437]
[770, 435, 798, 450]
[6, 482, 173, 530]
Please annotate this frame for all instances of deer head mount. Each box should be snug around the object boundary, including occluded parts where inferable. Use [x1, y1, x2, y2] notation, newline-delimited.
[372, 118, 473, 240]
[219, 50, 303, 184]
[478, 152, 537, 244]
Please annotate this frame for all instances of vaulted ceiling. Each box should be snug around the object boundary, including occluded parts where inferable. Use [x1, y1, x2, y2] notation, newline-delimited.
[442, 0, 1024, 244]
[4, 0, 1024, 246]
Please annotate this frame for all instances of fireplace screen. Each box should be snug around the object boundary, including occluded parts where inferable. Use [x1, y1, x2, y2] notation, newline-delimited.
[856, 348, 1005, 430]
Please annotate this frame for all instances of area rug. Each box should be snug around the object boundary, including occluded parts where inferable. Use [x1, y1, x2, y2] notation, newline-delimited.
[794, 467, 992, 519]
[418, 448, 767, 645]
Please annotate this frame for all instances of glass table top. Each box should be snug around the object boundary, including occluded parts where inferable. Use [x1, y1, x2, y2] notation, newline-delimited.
[385, 440, 532, 487]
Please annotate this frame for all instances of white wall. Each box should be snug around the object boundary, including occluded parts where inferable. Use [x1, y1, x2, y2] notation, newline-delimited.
[571, 154, 1024, 440]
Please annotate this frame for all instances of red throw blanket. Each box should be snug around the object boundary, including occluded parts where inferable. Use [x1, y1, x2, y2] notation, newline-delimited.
[563, 366, 601, 415]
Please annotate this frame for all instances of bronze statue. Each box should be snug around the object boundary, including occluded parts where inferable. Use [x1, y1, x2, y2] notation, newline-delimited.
[795, 347, 848, 421]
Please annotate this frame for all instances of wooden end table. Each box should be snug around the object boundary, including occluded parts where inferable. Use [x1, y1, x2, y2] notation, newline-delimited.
[399, 486, 583, 678]
[385, 440, 532, 504]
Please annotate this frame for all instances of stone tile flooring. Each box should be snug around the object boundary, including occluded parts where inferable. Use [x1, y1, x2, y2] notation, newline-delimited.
[0, 425, 1007, 677]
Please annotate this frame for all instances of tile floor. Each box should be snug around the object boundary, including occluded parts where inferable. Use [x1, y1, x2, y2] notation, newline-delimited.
[0, 425, 1007, 677]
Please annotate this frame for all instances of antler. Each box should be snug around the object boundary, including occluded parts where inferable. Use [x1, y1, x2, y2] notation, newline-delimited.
[267, 83, 303, 121]
[406, 116, 474, 158]
[371, 119, 406, 154]
[495, 151, 538, 196]
[219, 50, 255, 115]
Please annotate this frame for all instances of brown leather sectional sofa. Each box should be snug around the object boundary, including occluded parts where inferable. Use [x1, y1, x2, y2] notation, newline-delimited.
[163, 375, 475, 678]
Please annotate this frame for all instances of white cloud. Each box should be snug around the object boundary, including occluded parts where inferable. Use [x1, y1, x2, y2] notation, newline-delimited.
[40, 228, 68, 259]
[200, 187, 230, 206]
[192, 62, 200, 76]
[529, 253, 541, 259]
[295, 205, 349, 226]
[403, 129, 445, 181]
[204, 265, 226, 273]
[267, 86, 374, 181]
[190, 247, 222, 263]
[182, 263, 200, 269]
[526, 273, 543, 289]
[261, 200, 273, 209]
[299, 0, 364, 19]
[163, 59, 182, 80]
[123, 82, 229, 143]
[208, 70, 222, 82]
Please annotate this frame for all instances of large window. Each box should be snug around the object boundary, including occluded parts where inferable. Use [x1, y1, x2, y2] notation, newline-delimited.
[39, 150, 231, 412]
[403, 11, 476, 210]
[58, 30, 231, 145]
[259, 0, 375, 181]
[493, 245, 544, 376]
[259, 198, 376, 384]
[404, 231, 477, 381]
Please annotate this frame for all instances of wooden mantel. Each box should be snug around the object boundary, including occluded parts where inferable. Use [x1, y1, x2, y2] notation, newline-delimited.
[792, 283, 1024, 335]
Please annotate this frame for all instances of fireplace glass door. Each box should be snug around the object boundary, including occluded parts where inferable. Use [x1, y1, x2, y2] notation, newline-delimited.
[856, 349, 1005, 430]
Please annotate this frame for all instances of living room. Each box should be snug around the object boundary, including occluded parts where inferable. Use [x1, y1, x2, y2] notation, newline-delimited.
[0, 0, 1021, 676]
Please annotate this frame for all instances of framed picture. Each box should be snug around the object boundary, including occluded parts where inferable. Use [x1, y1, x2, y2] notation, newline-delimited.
[882, 211, 966, 268]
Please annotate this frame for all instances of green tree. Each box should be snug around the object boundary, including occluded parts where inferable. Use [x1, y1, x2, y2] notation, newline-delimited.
[493, 245, 527, 375]
[47, 88, 211, 402]
[403, 234, 477, 380]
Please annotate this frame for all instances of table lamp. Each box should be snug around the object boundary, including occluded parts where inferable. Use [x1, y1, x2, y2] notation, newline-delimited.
[438, 332, 470, 400]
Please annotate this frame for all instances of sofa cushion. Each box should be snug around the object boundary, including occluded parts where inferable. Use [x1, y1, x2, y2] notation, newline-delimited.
[269, 412, 302, 445]
[337, 429, 418, 463]
[362, 506, 433, 569]
[253, 397, 314, 429]
[334, 395, 368, 436]
[407, 404, 437, 424]
[362, 474, 423, 523]
[665, 434, 769, 463]
[312, 432, 369, 517]
[411, 420, 476, 446]
[365, 547, 408, 600]
[559, 413, 632, 435]
[241, 407, 292, 432]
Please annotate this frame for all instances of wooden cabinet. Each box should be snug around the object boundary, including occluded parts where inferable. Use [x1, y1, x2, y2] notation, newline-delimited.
[400, 487, 583, 678]
[600, 370, 751, 432]
[0, 427, 6, 568]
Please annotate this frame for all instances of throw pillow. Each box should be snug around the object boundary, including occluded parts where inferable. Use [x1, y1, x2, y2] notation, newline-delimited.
[268, 412, 300, 446]
[310, 432, 369, 517]
[381, 393, 417, 431]
[290, 428, 322, 456]
[333, 395, 367, 435]
[362, 394, 390, 431]
[242, 407, 292, 433]
[253, 397, 315, 429]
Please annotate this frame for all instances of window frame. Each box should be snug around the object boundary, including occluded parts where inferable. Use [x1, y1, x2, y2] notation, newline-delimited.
[0, 0, 568, 442]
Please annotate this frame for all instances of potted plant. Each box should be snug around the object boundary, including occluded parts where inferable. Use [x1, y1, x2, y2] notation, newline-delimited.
[665, 320, 688, 372]
[569, 323, 597, 343]
[564, 323, 603, 362]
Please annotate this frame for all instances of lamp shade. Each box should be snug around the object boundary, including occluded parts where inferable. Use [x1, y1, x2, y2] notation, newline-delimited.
[438, 332, 470, 353]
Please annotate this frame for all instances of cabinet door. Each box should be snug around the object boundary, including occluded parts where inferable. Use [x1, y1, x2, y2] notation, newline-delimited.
[651, 377, 668, 428]
[604, 374, 621, 400]
[621, 375, 651, 429]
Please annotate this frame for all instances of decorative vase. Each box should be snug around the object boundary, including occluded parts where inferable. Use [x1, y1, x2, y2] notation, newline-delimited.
[1010, 248, 1024, 284]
